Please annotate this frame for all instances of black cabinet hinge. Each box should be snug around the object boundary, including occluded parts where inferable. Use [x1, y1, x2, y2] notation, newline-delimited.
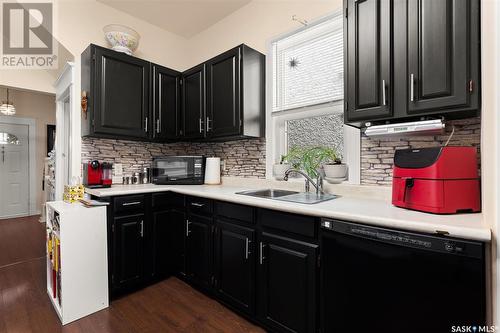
[345, 7, 348, 18]
[179, 79, 183, 85]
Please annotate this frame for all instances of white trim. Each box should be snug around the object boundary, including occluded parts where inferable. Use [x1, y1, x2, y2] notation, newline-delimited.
[54, 62, 77, 200]
[265, 12, 360, 184]
[0, 115, 37, 216]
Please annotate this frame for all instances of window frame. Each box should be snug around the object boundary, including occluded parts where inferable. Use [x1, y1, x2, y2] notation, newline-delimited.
[265, 11, 360, 184]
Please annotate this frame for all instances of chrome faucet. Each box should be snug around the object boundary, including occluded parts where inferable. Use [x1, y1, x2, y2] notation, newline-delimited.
[283, 168, 324, 195]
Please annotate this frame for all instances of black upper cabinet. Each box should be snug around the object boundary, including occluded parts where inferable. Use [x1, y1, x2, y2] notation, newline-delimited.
[152, 65, 181, 141]
[181, 64, 206, 140]
[206, 47, 241, 139]
[214, 219, 255, 315]
[345, 0, 392, 122]
[82, 44, 150, 139]
[113, 214, 145, 291]
[257, 232, 318, 333]
[345, 0, 480, 126]
[406, 0, 476, 114]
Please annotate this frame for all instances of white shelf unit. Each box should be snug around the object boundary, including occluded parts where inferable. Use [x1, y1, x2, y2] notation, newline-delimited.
[46, 201, 109, 325]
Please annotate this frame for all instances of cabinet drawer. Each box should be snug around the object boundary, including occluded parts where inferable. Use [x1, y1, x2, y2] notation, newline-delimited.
[114, 195, 146, 214]
[215, 201, 254, 225]
[258, 209, 316, 238]
[187, 196, 213, 216]
[152, 192, 185, 209]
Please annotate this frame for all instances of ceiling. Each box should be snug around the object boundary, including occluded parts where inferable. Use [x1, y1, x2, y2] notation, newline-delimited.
[98, 0, 252, 38]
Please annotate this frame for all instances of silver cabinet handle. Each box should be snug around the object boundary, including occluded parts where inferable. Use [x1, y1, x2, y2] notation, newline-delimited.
[122, 201, 141, 206]
[140, 220, 144, 238]
[156, 118, 160, 134]
[186, 219, 192, 237]
[190, 202, 205, 207]
[144, 117, 148, 132]
[245, 238, 251, 260]
[206, 117, 212, 132]
[199, 118, 204, 133]
[382, 79, 386, 106]
[410, 74, 414, 102]
[259, 242, 266, 265]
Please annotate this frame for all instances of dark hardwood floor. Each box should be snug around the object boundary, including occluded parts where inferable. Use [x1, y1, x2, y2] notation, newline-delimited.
[0, 215, 265, 333]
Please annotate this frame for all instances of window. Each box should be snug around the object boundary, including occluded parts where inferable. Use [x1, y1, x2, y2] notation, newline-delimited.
[266, 12, 360, 184]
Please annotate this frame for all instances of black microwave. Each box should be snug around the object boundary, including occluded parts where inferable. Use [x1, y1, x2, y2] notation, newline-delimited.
[152, 156, 206, 185]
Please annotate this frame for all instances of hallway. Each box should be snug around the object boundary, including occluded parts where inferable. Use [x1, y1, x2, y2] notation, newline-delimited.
[0, 216, 263, 333]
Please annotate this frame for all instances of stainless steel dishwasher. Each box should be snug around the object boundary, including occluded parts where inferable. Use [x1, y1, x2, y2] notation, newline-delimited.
[320, 219, 486, 333]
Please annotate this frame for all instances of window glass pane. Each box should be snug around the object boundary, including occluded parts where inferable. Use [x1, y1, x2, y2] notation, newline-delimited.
[286, 114, 344, 158]
[273, 14, 343, 112]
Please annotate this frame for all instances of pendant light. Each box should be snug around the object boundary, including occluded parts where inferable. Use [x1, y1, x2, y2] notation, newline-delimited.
[0, 89, 16, 116]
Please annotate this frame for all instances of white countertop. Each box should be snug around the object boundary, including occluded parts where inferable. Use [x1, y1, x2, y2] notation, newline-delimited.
[86, 183, 490, 242]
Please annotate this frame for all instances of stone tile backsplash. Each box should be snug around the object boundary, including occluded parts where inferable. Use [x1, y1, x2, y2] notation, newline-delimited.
[360, 117, 481, 185]
[81, 117, 480, 185]
[81, 137, 266, 178]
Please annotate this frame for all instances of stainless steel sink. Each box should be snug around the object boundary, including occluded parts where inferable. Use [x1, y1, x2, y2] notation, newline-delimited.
[236, 189, 338, 204]
[236, 189, 299, 198]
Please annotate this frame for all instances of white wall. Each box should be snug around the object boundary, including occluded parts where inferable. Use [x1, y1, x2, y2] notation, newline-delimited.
[481, 0, 500, 325]
[183, 0, 342, 69]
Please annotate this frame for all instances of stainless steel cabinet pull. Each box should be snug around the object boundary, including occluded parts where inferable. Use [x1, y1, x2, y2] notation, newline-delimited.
[156, 118, 160, 134]
[144, 117, 148, 132]
[206, 117, 212, 132]
[186, 220, 192, 237]
[140, 220, 144, 238]
[199, 118, 204, 133]
[259, 242, 266, 265]
[382, 79, 386, 106]
[122, 201, 141, 206]
[245, 238, 251, 260]
[410, 74, 414, 102]
[190, 202, 205, 207]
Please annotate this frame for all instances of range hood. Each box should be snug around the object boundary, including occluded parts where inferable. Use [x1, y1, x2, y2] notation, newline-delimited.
[364, 119, 445, 138]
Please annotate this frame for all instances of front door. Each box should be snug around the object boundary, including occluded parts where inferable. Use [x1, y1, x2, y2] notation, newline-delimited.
[0, 123, 29, 218]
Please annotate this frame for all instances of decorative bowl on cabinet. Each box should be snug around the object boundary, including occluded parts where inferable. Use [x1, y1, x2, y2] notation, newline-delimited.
[103, 24, 140, 55]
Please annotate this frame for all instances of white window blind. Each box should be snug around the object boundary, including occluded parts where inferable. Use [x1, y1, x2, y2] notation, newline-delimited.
[272, 14, 343, 112]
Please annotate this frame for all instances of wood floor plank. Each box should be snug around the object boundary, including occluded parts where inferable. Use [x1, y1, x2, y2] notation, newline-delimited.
[0, 215, 265, 333]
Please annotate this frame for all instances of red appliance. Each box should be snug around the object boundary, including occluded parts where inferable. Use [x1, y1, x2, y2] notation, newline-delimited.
[83, 160, 112, 188]
[392, 147, 480, 214]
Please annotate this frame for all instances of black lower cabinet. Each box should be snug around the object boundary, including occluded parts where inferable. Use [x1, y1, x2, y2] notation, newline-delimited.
[257, 232, 318, 333]
[112, 214, 145, 292]
[186, 215, 212, 289]
[151, 210, 174, 279]
[214, 219, 255, 315]
[166, 209, 187, 276]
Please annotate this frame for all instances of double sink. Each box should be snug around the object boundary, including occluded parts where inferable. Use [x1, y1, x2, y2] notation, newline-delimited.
[236, 189, 337, 204]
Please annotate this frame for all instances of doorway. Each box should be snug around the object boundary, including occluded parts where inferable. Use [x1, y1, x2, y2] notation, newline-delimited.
[0, 121, 33, 218]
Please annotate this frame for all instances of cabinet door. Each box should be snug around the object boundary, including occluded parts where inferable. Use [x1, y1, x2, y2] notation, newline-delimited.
[206, 47, 241, 138]
[113, 214, 145, 290]
[407, 0, 470, 113]
[94, 47, 150, 139]
[181, 64, 206, 140]
[214, 220, 255, 315]
[167, 209, 187, 276]
[151, 210, 172, 279]
[257, 233, 318, 333]
[186, 215, 212, 288]
[152, 65, 181, 141]
[345, 0, 392, 121]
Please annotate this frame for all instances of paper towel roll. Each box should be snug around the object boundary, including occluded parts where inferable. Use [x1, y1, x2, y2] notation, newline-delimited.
[205, 157, 221, 185]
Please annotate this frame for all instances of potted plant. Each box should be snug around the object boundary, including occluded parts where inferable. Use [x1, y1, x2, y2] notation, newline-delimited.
[272, 147, 304, 180]
[323, 155, 348, 180]
[300, 147, 338, 179]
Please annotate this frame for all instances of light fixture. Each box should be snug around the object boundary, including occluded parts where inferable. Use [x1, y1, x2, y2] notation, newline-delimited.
[0, 89, 16, 115]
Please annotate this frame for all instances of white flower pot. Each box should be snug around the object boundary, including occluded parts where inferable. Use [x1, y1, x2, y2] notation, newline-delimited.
[273, 163, 290, 181]
[323, 164, 348, 179]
